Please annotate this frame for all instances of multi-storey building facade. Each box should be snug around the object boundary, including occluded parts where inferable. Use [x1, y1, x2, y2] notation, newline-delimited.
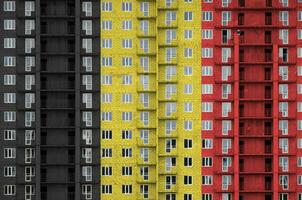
[202, 0, 302, 200]
[0, 0, 100, 199]
[101, 0, 201, 199]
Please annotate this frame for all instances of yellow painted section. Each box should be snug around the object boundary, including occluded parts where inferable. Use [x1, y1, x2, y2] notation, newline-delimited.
[101, 0, 201, 199]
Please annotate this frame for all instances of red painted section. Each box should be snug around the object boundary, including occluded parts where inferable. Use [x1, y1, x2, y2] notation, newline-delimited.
[202, 1, 300, 200]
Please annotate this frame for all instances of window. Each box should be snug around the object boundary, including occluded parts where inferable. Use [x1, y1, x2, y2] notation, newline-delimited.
[4, 93, 16, 104]
[298, 48, 302, 58]
[101, 39, 112, 48]
[184, 84, 193, 94]
[101, 130, 112, 140]
[121, 185, 132, 194]
[202, 66, 213, 76]
[184, 120, 193, 130]
[122, 93, 132, 103]
[101, 75, 112, 85]
[202, 11, 213, 21]
[122, 20, 132, 30]
[202, 29, 213, 39]
[202, 102, 213, 112]
[25, 20, 35, 35]
[184, 176, 192, 185]
[83, 57, 92, 71]
[279, 193, 288, 200]
[121, 75, 132, 85]
[222, 11, 231, 26]
[222, 139, 232, 154]
[222, 48, 231, 62]
[184, 139, 193, 148]
[140, 112, 149, 126]
[222, 157, 232, 172]
[4, 111, 16, 122]
[202, 48, 213, 58]
[184, 102, 193, 112]
[122, 112, 133, 121]
[202, 194, 213, 200]
[101, 148, 112, 158]
[222, 175, 232, 190]
[3, 1, 16, 12]
[4, 56, 16, 67]
[4, 75, 16, 85]
[298, 157, 302, 167]
[25, 148, 35, 163]
[298, 30, 302, 40]
[4, 166, 16, 177]
[184, 11, 193, 21]
[82, 93, 92, 108]
[140, 148, 149, 162]
[202, 120, 213, 130]
[166, 11, 177, 26]
[82, 166, 92, 182]
[202, 157, 213, 167]
[202, 84, 213, 94]
[25, 111, 35, 127]
[101, 93, 112, 103]
[166, 47, 177, 62]
[101, 20, 112, 30]
[4, 38, 15, 48]
[122, 57, 132, 67]
[102, 2, 112, 12]
[101, 112, 112, 121]
[25, 75, 35, 90]
[82, 111, 92, 127]
[25, 38, 35, 53]
[184, 66, 192, 76]
[81, 184, 92, 199]
[122, 39, 132, 49]
[25, 1, 35, 16]
[82, 38, 92, 53]
[101, 185, 112, 194]
[140, 130, 149, 144]
[279, 175, 288, 190]
[222, 103, 231, 117]
[101, 166, 112, 176]
[184, 48, 193, 58]
[299, 11, 302, 21]
[3, 185, 15, 195]
[298, 138, 302, 148]
[298, 66, 302, 76]
[4, 130, 16, 140]
[166, 102, 176, 116]
[184, 157, 192, 167]
[102, 57, 112, 67]
[122, 130, 132, 139]
[81, 20, 92, 36]
[82, 2, 92, 16]
[279, 11, 289, 26]
[4, 20, 15, 30]
[222, 120, 232, 135]
[122, 166, 132, 175]
[184, 30, 193, 39]
[4, 148, 16, 158]
[298, 102, 302, 112]
[280, 29, 288, 44]
[82, 75, 92, 90]
[122, 2, 132, 11]
[202, 176, 213, 185]
[202, 139, 213, 149]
